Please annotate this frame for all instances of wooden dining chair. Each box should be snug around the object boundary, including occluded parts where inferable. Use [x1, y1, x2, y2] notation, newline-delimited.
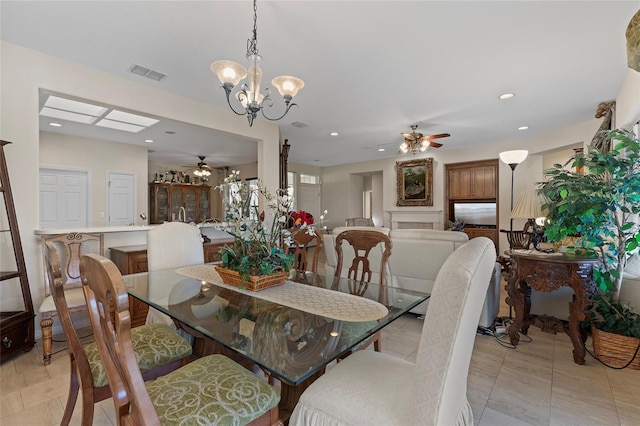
[79, 253, 282, 426]
[284, 228, 324, 282]
[290, 238, 497, 426]
[332, 229, 392, 355]
[39, 232, 104, 365]
[44, 242, 193, 426]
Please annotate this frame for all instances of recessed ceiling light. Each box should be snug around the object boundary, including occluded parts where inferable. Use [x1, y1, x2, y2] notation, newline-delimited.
[378, 148, 385, 152]
[330, 132, 339, 136]
[144, 139, 154, 143]
[518, 126, 529, 130]
[499, 93, 515, 100]
[48, 122, 62, 127]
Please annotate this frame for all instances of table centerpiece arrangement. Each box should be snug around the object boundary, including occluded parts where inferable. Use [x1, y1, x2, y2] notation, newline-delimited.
[214, 170, 315, 291]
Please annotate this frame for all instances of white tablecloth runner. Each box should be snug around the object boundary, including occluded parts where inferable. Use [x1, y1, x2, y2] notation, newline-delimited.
[175, 265, 389, 322]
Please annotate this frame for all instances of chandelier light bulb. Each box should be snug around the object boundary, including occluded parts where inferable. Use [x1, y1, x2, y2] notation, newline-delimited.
[210, 60, 247, 87]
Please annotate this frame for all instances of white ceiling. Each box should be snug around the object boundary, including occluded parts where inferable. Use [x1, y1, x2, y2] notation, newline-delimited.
[2, 1, 638, 167]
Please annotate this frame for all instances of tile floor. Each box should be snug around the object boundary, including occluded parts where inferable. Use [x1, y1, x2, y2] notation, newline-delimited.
[1, 262, 639, 425]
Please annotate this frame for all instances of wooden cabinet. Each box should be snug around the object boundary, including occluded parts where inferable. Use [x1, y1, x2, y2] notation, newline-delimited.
[149, 183, 211, 224]
[203, 241, 233, 263]
[110, 245, 148, 275]
[463, 227, 498, 250]
[0, 141, 35, 362]
[447, 161, 497, 200]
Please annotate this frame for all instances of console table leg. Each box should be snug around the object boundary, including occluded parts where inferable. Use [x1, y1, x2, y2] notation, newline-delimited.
[568, 300, 586, 365]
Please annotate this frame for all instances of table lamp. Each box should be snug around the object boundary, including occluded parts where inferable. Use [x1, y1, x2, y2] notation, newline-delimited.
[511, 189, 551, 252]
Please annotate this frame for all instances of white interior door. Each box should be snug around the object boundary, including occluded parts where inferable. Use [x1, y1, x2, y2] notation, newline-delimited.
[39, 167, 88, 229]
[108, 172, 135, 226]
[297, 184, 321, 222]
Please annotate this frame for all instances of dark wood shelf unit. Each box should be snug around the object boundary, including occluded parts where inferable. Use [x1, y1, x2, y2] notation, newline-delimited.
[0, 140, 35, 362]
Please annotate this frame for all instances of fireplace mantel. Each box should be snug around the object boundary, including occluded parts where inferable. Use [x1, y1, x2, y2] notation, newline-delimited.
[387, 210, 443, 230]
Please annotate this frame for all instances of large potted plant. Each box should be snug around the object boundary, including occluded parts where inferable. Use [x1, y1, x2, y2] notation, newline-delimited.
[539, 128, 640, 368]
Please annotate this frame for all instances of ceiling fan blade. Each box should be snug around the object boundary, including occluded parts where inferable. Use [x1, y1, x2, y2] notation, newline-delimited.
[425, 133, 450, 140]
[401, 132, 417, 141]
[429, 141, 444, 148]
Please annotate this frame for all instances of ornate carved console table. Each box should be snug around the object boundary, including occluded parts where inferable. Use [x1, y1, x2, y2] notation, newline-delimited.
[506, 251, 601, 365]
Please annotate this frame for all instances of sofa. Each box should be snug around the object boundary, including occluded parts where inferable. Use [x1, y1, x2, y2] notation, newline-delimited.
[324, 226, 501, 328]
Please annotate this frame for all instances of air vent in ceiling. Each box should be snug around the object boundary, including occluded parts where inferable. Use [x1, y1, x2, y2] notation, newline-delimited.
[129, 64, 167, 82]
[291, 121, 310, 128]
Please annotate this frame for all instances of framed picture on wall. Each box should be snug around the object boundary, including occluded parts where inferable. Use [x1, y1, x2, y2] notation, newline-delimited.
[396, 158, 433, 206]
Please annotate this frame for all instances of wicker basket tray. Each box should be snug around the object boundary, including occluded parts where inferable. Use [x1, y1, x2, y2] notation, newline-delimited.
[215, 266, 287, 292]
[591, 324, 640, 369]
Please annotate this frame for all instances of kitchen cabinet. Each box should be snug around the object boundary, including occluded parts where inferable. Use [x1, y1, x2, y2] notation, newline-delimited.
[447, 161, 497, 200]
[463, 227, 498, 251]
[149, 183, 211, 224]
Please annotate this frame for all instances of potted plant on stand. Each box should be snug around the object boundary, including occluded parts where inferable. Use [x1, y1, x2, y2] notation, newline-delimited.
[539, 128, 640, 368]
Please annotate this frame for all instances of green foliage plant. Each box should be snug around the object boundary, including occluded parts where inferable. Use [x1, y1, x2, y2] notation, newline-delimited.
[538, 128, 640, 338]
[215, 170, 314, 277]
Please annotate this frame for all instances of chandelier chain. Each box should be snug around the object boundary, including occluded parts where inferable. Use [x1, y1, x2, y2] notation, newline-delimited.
[246, 0, 259, 57]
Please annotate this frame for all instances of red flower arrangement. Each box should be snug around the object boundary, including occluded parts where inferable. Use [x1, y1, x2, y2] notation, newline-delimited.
[289, 210, 314, 227]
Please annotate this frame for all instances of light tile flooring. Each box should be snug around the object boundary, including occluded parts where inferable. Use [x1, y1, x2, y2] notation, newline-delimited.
[2, 273, 639, 425]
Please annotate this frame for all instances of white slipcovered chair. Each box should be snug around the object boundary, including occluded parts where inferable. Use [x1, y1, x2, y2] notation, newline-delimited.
[145, 222, 204, 329]
[290, 237, 496, 426]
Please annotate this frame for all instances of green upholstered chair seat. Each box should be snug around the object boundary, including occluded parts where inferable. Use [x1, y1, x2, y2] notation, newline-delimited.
[85, 323, 193, 387]
[146, 354, 280, 426]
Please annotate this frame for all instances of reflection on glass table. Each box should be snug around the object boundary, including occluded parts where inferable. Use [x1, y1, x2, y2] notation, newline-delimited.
[124, 268, 429, 386]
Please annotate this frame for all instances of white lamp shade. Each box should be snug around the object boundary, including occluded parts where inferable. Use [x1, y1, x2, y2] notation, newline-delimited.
[271, 76, 305, 98]
[511, 189, 548, 219]
[210, 60, 247, 86]
[499, 150, 529, 165]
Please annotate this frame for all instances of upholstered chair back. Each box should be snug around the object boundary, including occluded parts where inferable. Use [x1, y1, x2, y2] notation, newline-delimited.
[147, 222, 204, 272]
[415, 237, 496, 425]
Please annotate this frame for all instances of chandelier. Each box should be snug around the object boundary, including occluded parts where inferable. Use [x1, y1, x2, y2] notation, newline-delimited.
[210, 0, 304, 127]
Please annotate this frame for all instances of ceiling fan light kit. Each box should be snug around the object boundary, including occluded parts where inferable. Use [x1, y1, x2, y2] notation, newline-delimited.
[211, 0, 304, 127]
[193, 156, 212, 177]
[399, 124, 450, 155]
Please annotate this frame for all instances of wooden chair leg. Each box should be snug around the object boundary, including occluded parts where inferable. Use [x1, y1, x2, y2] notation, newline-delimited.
[373, 332, 382, 352]
[60, 357, 80, 426]
[40, 317, 54, 365]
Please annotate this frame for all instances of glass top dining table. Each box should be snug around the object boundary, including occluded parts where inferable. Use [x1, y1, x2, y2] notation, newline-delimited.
[123, 265, 430, 386]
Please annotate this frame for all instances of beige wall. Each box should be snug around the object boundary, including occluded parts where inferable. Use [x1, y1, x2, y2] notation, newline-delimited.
[320, 118, 604, 253]
[1, 41, 281, 335]
[40, 131, 148, 226]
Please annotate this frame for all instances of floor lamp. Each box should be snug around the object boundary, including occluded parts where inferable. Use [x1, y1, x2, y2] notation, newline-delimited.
[499, 150, 528, 320]
[499, 150, 529, 251]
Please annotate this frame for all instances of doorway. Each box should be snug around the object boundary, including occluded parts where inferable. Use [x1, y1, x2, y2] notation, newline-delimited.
[107, 172, 136, 226]
[39, 167, 89, 229]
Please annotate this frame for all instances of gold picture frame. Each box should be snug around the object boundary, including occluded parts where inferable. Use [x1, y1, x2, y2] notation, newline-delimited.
[396, 158, 433, 206]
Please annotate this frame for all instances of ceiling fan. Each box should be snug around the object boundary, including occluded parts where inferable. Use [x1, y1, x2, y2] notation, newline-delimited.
[192, 155, 214, 177]
[399, 125, 450, 154]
